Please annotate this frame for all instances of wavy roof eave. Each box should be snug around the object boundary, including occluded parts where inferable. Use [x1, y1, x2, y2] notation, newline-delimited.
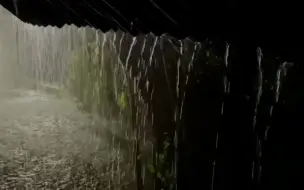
[1, 0, 304, 62]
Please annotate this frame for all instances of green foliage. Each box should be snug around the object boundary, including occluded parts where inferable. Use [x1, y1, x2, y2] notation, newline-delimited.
[66, 41, 129, 118]
[65, 37, 135, 189]
[147, 135, 176, 190]
[147, 164, 156, 174]
[63, 36, 224, 190]
[118, 91, 127, 110]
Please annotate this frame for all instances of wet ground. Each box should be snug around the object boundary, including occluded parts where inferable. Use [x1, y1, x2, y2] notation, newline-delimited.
[0, 88, 124, 189]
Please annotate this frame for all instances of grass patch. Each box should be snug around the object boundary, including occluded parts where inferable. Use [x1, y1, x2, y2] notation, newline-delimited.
[0, 89, 133, 190]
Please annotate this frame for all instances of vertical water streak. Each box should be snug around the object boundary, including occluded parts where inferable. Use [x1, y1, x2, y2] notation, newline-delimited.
[101, 33, 107, 79]
[175, 40, 183, 102]
[126, 37, 137, 71]
[139, 37, 147, 69]
[252, 47, 263, 184]
[118, 33, 125, 58]
[211, 43, 230, 190]
[13, 0, 19, 17]
[222, 43, 230, 116]
[173, 40, 184, 190]
[160, 36, 174, 104]
[148, 37, 158, 68]
[15, 17, 20, 87]
[123, 35, 141, 186]
[266, 61, 293, 141]
[179, 42, 199, 119]
[139, 37, 147, 144]
[112, 32, 117, 53]
[253, 48, 264, 131]
[275, 62, 293, 103]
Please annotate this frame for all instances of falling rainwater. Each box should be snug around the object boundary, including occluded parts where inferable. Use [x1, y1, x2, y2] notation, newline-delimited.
[0, 7, 138, 189]
[211, 43, 230, 190]
[1, 4, 299, 190]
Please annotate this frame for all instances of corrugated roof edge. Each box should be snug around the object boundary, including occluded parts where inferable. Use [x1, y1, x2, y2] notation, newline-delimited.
[20, 19, 206, 45]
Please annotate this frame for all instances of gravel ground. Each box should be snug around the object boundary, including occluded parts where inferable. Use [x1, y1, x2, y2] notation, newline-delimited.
[0, 89, 130, 190]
